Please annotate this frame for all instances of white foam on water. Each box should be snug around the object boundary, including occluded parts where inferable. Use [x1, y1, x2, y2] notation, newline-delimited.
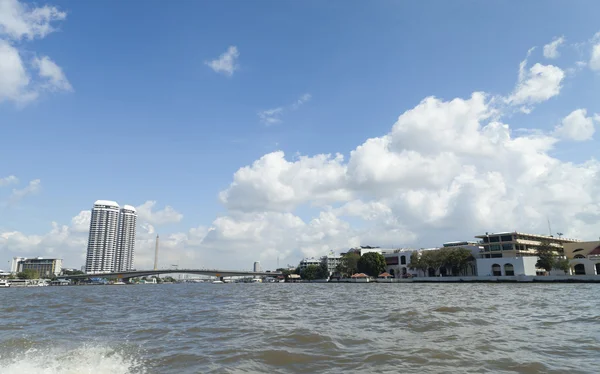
[0, 344, 145, 374]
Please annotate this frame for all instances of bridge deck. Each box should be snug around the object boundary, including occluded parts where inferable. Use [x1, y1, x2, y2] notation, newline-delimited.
[63, 269, 283, 279]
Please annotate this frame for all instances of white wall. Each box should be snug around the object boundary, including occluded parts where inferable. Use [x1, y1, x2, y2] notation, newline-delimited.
[476, 257, 538, 276]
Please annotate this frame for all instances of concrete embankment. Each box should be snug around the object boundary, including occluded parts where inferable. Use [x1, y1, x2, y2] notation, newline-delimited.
[328, 275, 600, 283]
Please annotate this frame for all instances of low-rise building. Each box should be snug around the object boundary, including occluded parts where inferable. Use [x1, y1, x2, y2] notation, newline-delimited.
[321, 254, 341, 275]
[298, 257, 321, 270]
[12, 257, 63, 277]
[382, 249, 417, 278]
[475, 232, 580, 258]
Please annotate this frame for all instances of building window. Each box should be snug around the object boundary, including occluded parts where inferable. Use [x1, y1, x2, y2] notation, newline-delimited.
[490, 244, 501, 251]
[574, 255, 585, 259]
[504, 264, 514, 276]
[502, 244, 513, 251]
[491, 264, 502, 276]
[400, 256, 406, 265]
[500, 235, 512, 242]
[489, 236, 500, 243]
[574, 264, 586, 275]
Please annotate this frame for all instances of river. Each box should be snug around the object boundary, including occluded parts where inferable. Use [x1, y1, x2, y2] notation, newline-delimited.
[0, 283, 598, 373]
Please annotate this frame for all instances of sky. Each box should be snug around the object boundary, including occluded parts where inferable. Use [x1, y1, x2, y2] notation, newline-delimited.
[1, 0, 600, 272]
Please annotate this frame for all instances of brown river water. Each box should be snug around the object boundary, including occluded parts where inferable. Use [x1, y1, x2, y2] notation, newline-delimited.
[0, 283, 598, 373]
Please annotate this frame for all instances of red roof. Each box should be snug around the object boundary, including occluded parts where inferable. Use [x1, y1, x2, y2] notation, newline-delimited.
[351, 273, 368, 278]
[378, 272, 392, 277]
[589, 245, 600, 255]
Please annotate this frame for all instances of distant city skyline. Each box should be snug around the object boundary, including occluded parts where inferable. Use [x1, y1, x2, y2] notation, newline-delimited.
[1, 0, 600, 272]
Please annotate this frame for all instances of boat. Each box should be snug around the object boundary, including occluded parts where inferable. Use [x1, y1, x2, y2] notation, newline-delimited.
[0, 279, 10, 288]
[112, 281, 127, 285]
[211, 280, 224, 284]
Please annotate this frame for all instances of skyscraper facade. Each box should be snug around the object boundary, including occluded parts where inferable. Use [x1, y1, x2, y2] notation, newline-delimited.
[115, 205, 137, 272]
[85, 200, 120, 274]
[85, 200, 137, 274]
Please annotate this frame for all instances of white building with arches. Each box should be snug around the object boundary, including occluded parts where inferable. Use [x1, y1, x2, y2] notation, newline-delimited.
[564, 241, 600, 276]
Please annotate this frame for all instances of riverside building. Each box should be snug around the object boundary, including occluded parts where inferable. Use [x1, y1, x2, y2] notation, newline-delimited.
[85, 200, 137, 274]
[11, 257, 63, 277]
[474, 231, 580, 258]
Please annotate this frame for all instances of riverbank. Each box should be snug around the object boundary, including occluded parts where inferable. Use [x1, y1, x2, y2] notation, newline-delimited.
[328, 275, 600, 283]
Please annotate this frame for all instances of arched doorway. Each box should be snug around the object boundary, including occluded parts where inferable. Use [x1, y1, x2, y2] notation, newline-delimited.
[428, 268, 436, 277]
[492, 264, 502, 276]
[402, 267, 407, 275]
[389, 268, 395, 277]
[574, 264, 586, 275]
[595, 263, 600, 275]
[504, 263, 514, 276]
[439, 267, 447, 276]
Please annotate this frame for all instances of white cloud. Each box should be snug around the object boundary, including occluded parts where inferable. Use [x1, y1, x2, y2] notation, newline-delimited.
[257, 107, 283, 125]
[205, 46, 239, 76]
[0, 0, 66, 40]
[0, 1, 71, 105]
[543, 36, 565, 59]
[507, 62, 565, 108]
[291, 93, 312, 110]
[135, 200, 183, 225]
[590, 43, 600, 71]
[257, 93, 312, 125]
[0, 175, 18, 186]
[554, 109, 596, 141]
[33, 55, 72, 92]
[10, 179, 40, 202]
[0, 39, 37, 103]
[70, 210, 91, 233]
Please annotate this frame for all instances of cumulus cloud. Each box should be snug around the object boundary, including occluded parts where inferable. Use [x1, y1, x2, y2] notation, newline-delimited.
[135, 200, 183, 225]
[554, 109, 597, 141]
[507, 61, 565, 109]
[0, 175, 18, 186]
[0, 39, 37, 103]
[543, 36, 565, 59]
[0, 0, 70, 105]
[205, 46, 239, 76]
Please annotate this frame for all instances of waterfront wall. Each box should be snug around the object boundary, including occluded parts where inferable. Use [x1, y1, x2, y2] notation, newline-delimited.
[329, 275, 600, 283]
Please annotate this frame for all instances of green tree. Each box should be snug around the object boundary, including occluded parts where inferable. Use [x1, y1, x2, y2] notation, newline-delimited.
[535, 240, 557, 273]
[409, 252, 427, 276]
[17, 269, 39, 279]
[316, 262, 329, 279]
[336, 252, 360, 277]
[554, 257, 570, 274]
[357, 252, 387, 276]
[301, 265, 320, 280]
[444, 247, 474, 276]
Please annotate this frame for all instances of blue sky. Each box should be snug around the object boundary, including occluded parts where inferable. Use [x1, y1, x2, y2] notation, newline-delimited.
[1, 0, 600, 270]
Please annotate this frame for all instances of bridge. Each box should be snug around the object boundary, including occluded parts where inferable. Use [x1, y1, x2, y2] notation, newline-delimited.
[62, 269, 282, 281]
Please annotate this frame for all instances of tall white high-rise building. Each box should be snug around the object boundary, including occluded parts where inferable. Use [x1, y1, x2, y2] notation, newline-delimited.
[253, 261, 262, 272]
[85, 200, 137, 274]
[115, 205, 137, 272]
[85, 200, 120, 274]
